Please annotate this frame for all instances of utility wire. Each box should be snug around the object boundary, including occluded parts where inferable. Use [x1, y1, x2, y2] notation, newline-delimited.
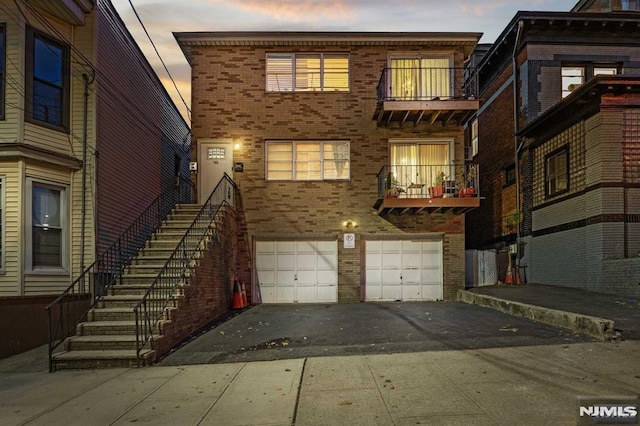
[126, 0, 191, 120]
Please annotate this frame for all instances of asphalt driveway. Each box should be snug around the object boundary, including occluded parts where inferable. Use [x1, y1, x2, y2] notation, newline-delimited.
[158, 302, 591, 365]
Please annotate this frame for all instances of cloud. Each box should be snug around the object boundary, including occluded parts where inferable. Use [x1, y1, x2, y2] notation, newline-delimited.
[206, 0, 356, 22]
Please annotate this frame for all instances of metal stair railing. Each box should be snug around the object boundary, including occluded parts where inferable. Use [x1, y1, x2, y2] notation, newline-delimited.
[133, 173, 237, 366]
[45, 175, 195, 372]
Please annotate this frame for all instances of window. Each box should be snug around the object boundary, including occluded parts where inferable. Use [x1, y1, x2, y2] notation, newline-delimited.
[26, 28, 69, 129]
[266, 53, 349, 92]
[0, 25, 5, 120]
[470, 119, 478, 158]
[545, 147, 569, 197]
[389, 56, 452, 100]
[562, 65, 618, 98]
[26, 179, 68, 272]
[266, 141, 350, 181]
[622, 0, 640, 10]
[390, 141, 453, 194]
[504, 164, 516, 186]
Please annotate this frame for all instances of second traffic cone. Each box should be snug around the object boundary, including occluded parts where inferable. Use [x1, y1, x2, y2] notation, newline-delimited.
[240, 281, 248, 307]
[232, 279, 244, 309]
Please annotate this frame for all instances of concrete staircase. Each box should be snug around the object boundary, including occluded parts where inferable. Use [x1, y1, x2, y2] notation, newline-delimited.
[51, 204, 206, 370]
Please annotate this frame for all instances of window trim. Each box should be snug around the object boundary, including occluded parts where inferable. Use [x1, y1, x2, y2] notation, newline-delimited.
[25, 27, 70, 132]
[265, 140, 351, 181]
[470, 118, 478, 158]
[25, 178, 69, 275]
[265, 52, 350, 93]
[544, 145, 570, 198]
[561, 63, 619, 98]
[0, 175, 4, 274]
[0, 24, 5, 120]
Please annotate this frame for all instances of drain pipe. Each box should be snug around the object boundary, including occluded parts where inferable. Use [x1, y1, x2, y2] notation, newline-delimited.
[81, 72, 94, 274]
[512, 21, 524, 265]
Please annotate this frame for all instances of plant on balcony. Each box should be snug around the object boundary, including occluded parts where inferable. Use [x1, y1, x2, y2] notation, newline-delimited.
[457, 166, 477, 198]
[384, 172, 404, 198]
[428, 171, 446, 198]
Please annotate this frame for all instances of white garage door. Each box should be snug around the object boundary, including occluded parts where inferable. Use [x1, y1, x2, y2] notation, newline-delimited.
[365, 240, 443, 301]
[256, 240, 338, 303]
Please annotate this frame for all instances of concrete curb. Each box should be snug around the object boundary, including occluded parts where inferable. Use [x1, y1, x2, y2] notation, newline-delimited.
[456, 290, 616, 341]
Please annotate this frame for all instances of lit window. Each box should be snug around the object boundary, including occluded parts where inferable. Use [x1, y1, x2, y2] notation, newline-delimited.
[26, 28, 69, 129]
[545, 147, 569, 197]
[505, 165, 516, 186]
[562, 67, 584, 98]
[622, 0, 640, 10]
[266, 141, 350, 181]
[266, 53, 349, 92]
[27, 179, 68, 271]
[389, 57, 451, 100]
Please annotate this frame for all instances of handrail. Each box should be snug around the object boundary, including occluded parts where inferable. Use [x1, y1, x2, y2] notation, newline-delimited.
[133, 173, 237, 366]
[376, 66, 478, 102]
[46, 175, 194, 372]
[377, 163, 479, 199]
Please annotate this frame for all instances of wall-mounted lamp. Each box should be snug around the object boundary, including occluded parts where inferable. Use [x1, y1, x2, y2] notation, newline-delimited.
[343, 219, 358, 229]
[234, 142, 241, 151]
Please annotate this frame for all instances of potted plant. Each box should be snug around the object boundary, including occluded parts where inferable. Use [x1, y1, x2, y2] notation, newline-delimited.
[384, 172, 404, 198]
[428, 171, 446, 198]
[458, 166, 477, 198]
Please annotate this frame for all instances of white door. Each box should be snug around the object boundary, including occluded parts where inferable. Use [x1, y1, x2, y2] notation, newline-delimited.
[256, 240, 338, 303]
[199, 140, 233, 205]
[365, 240, 443, 301]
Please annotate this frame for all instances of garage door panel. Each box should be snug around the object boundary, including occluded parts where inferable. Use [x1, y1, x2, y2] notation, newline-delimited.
[260, 286, 276, 303]
[296, 270, 316, 284]
[276, 286, 295, 303]
[382, 269, 401, 284]
[296, 253, 317, 270]
[382, 253, 401, 268]
[402, 252, 421, 268]
[277, 270, 296, 284]
[402, 268, 421, 283]
[277, 254, 296, 270]
[257, 270, 276, 286]
[382, 284, 402, 300]
[317, 270, 336, 284]
[402, 284, 421, 300]
[365, 285, 382, 300]
[422, 284, 442, 300]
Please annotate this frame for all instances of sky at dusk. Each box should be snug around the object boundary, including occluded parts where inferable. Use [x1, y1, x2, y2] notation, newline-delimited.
[111, 0, 579, 123]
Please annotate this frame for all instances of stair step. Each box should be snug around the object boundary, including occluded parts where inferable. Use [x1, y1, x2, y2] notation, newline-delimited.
[65, 335, 141, 351]
[77, 321, 137, 335]
[88, 307, 132, 321]
[109, 283, 185, 296]
[99, 294, 178, 308]
[52, 349, 155, 370]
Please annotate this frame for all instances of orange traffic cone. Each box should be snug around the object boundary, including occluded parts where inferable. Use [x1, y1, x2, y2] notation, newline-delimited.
[232, 278, 244, 309]
[240, 281, 248, 307]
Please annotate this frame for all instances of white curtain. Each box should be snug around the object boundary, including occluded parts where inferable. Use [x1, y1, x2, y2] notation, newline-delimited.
[391, 143, 450, 189]
[390, 59, 419, 100]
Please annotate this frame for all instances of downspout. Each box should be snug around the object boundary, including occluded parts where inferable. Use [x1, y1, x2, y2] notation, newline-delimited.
[512, 21, 524, 264]
[81, 72, 94, 273]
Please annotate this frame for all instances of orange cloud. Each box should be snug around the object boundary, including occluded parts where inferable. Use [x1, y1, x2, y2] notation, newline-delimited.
[207, 0, 355, 21]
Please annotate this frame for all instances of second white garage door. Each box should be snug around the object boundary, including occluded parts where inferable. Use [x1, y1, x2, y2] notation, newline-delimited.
[256, 240, 338, 303]
[365, 239, 443, 301]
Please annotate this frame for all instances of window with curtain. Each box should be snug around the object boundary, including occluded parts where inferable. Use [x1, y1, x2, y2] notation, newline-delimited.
[266, 53, 349, 92]
[390, 142, 451, 190]
[389, 57, 451, 100]
[266, 141, 350, 181]
[29, 181, 67, 270]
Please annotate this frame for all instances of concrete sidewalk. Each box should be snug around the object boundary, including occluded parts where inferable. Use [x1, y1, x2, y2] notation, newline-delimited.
[1, 341, 639, 425]
[459, 284, 640, 341]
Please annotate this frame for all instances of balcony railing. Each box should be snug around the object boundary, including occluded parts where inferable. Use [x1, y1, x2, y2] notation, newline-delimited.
[377, 164, 479, 200]
[377, 67, 478, 102]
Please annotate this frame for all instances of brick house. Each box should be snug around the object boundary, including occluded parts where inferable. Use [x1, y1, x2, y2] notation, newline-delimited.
[0, 0, 190, 357]
[175, 32, 482, 303]
[463, 0, 640, 297]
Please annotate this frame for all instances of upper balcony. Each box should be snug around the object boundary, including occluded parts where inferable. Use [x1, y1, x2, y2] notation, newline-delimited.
[374, 67, 479, 127]
[374, 164, 481, 215]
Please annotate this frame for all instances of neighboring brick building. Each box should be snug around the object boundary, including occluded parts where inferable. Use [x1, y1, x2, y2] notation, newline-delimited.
[175, 32, 482, 302]
[463, 1, 640, 297]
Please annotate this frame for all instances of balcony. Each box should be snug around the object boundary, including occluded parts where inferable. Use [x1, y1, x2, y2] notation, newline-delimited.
[373, 67, 479, 127]
[374, 164, 480, 215]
